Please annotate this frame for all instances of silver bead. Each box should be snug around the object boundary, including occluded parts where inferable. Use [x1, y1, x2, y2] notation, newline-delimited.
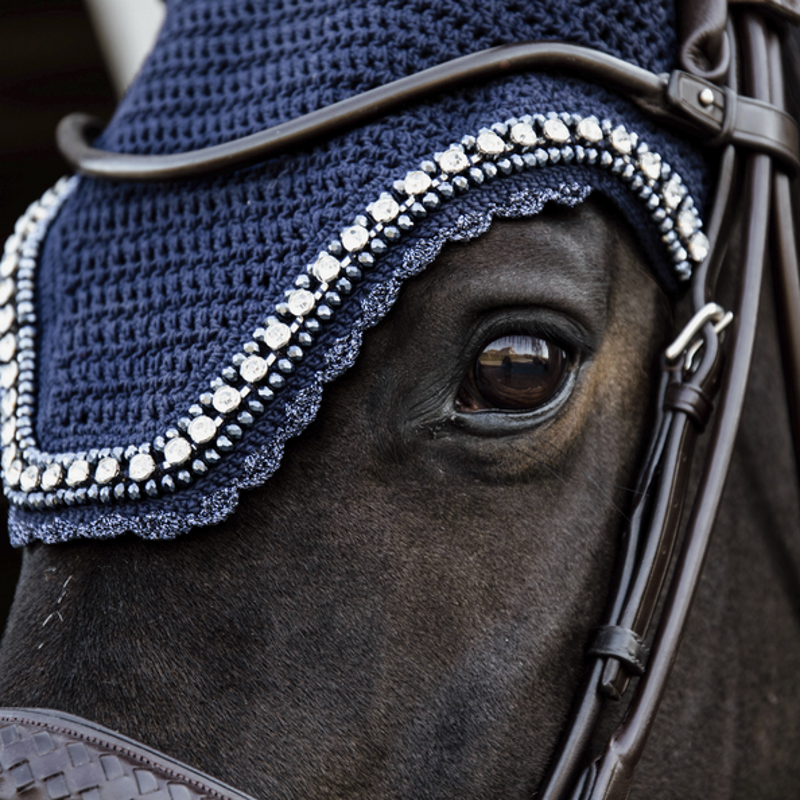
[66, 460, 90, 487]
[41, 462, 63, 491]
[240, 355, 268, 384]
[95, 457, 120, 485]
[164, 437, 192, 466]
[129, 452, 156, 482]
[287, 289, 316, 317]
[188, 415, 217, 445]
[312, 252, 341, 283]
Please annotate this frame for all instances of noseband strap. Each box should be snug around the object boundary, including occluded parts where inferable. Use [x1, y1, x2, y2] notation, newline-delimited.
[0, 709, 258, 800]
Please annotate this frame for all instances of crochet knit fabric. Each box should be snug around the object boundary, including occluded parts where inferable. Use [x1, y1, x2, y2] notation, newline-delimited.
[3, 0, 712, 544]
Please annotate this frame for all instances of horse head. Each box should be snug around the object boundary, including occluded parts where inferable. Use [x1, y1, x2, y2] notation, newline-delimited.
[1, 2, 800, 798]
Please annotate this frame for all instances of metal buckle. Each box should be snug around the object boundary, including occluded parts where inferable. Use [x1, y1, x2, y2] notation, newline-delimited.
[665, 301, 734, 371]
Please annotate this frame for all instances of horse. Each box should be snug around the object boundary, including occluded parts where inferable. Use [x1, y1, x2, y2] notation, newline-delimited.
[1, 1, 800, 798]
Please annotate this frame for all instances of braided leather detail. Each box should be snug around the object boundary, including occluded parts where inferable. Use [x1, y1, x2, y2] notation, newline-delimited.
[0, 709, 255, 800]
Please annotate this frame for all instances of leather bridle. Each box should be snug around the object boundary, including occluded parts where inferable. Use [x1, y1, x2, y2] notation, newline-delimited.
[3, 2, 800, 799]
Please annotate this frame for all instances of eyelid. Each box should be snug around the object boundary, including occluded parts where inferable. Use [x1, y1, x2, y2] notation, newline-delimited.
[463, 308, 596, 365]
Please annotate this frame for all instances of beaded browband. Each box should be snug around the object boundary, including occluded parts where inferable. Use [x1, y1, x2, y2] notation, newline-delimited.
[0, 112, 707, 513]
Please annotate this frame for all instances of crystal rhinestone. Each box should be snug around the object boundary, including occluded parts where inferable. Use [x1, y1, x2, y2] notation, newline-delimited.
[476, 130, 506, 155]
[239, 355, 268, 384]
[1, 420, 14, 446]
[341, 225, 369, 253]
[1, 387, 16, 418]
[0, 305, 15, 335]
[164, 437, 192, 466]
[543, 118, 570, 144]
[403, 171, 432, 195]
[19, 465, 39, 493]
[677, 208, 698, 238]
[129, 453, 156, 482]
[0, 332, 16, 363]
[510, 122, 537, 147]
[287, 289, 316, 317]
[92, 457, 119, 485]
[370, 195, 400, 223]
[41, 463, 63, 491]
[188, 415, 217, 445]
[576, 118, 603, 143]
[0, 254, 18, 279]
[212, 385, 241, 414]
[610, 126, 633, 155]
[66, 460, 90, 487]
[0, 361, 18, 390]
[2, 444, 17, 470]
[312, 252, 341, 283]
[0, 278, 14, 306]
[688, 231, 710, 262]
[438, 148, 469, 174]
[5, 461, 21, 487]
[662, 178, 685, 209]
[264, 322, 292, 350]
[638, 151, 662, 180]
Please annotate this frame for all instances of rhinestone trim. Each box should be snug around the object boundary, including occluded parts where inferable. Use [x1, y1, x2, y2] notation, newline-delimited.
[0, 113, 708, 512]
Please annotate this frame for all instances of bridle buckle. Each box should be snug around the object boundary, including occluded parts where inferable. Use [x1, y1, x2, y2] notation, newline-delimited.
[665, 301, 734, 371]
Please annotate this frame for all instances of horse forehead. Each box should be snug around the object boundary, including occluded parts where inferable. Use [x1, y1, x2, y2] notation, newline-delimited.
[395, 203, 630, 329]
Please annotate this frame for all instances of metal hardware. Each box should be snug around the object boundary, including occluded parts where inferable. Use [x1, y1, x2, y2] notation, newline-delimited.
[684, 310, 734, 370]
[664, 302, 730, 362]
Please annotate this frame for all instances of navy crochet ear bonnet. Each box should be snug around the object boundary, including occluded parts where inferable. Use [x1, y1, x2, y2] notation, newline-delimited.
[2, 0, 712, 545]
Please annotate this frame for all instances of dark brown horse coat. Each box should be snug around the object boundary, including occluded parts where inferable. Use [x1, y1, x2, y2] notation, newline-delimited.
[1, 198, 799, 797]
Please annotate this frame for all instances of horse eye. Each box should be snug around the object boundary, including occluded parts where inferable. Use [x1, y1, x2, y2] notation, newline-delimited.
[456, 334, 569, 412]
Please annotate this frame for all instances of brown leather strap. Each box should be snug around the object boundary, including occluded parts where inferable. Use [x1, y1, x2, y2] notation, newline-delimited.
[588, 627, 648, 676]
[678, 0, 730, 81]
[664, 382, 715, 430]
[583, 13, 775, 798]
[729, 0, 800, 22]
[666, 70, 800, 168]
[55, 41, 800, 181]
[0, 709, 257, 800]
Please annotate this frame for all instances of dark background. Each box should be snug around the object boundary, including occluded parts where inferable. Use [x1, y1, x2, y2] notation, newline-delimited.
[0, 0, 116, 638]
